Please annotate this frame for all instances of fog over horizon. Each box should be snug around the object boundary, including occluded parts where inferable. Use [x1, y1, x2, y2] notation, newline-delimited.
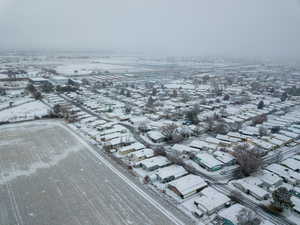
[1, 0, 300, 61]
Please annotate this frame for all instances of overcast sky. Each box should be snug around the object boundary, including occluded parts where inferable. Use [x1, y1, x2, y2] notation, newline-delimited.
[0, 0, 300, 60]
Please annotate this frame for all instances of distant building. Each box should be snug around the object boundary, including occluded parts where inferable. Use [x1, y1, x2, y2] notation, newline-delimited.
[29, 77, 50, 85]
[50, 76, 69, 85]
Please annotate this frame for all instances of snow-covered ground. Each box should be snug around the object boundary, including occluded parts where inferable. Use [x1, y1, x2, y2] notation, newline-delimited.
[0, 121, 186, 225]
[0, 101, 49, 122]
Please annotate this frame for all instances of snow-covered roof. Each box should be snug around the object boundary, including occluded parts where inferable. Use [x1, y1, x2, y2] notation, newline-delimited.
[261, 136, 285, 146]
[281, 158, 300, 171]
[171, 144, 196, 153]
[155, 165, 188, 181]
[255, 170, 282, 186]
[279, 130, 299, 139]
[250, 138, 274, 150]
[266, 164, 300, 183]
[195, 152, 223, 169]
[189, 140, 217, 150]
[216, 134, 241, 143]
[129, 148, 154, 159]
[272, 133, 293, 142]
[213, 151, 235, 164]
[195, 187, 230, 214]
[227, 132, 249, 140]
[140, 156, 170, 168]
[218, 204, 245, 224]
[168, 174, 207, 196]
[118, 142, 145, 153]
[147, 130, 164, 141]
[232, 179, 269, 199]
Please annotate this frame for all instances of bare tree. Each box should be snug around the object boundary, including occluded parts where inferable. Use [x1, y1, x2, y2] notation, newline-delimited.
[271, 187, 294, 211]
[233, 144, 262, 177]
[40, 82, 54, 93]
[160, 123, 178, 142]
[81, 78, 90, 85]
[179, 126, 192, 138]
[206, 116, 215, 132]
[229, 190, 243, 203]
[185, 109, 199, 125]
[124, 105, 132, 114]
[167, 152, 184, 166]
[236, 208, 262, 225]
[171, 89, 178, 98]
[171, 133, 184, 144]
[223, 94, 230, 101]
[153, 146, 166, 156]
[271, 126, 280, 134]
[231, 122, 242, 132]
[138, 121, 149, 134]
[193, 125, 204, 136]
[219, 107, 228, 117]
[151, 87, 157, 96]
[215, 122, 230, 134]
[252, 114, 267, 126]
[146, 96, 155, 107]
[257, 100, 265, 109]
[258, 126, 268, 137]
[211, 80, 223, 96]
[181, 92, 191, 103]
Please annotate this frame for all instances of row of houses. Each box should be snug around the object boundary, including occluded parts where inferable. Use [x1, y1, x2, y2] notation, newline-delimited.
[231, 154, 300, 203]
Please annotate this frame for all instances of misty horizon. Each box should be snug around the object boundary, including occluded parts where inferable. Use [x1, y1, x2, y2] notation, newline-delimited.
[0, 0, 300, 62]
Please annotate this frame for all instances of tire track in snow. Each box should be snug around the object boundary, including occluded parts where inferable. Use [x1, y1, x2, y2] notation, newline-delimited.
[64, 125, 186, 225]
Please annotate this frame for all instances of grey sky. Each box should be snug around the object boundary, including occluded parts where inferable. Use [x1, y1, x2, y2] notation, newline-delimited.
[0, 0, 300, 60]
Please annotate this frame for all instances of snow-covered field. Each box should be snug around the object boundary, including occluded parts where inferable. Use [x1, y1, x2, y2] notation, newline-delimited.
[0, 101, 49, 122]
[0, 121, 182, 225]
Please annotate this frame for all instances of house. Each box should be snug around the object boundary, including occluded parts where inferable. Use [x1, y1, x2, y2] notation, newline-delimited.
[216, 134, 241, 144]
[147, 130, 164, 143]
[213, 150, 236, 165]
[255, 170, 283, 190]
[29, 77, 50, 85]
[194, 153, 223, 171]
[168, 174, 207, 199]
[293, 155, 300, 162]
[105, 136, 135, 149]
[194, 187, 231, 215]
[272, 133, 293, 144]
[129, 148, 154, 162]
[261, 136, 285, 147]
[217, 204, 246, 225]
[99, 125, 127, 136]
[292, 196, 300, 214]
[250, 138, 275, 151]
[287, 127, 300, 135]
[96, 122, 116, 131]
[205, 137, 221, 145]
[266, 164, 300, 185]
[118, 142, 145, 155]
[232, 179, 270, 200]
[140, 156, 171, 171]
[280, 130, 299, 139]
[171, 144, 197, 154]
[50, 76, 69, 85]
[281, 158, 300, 172]
[99, 132, 123, 142]
[227, 132, 249, 141]
[189, 140, 217, 150]
[155, 165, 188, 183]
[240, 126, 259, 136]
